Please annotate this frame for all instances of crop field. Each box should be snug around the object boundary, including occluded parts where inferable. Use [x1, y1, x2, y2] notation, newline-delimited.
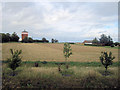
[2, 43, 118, 62]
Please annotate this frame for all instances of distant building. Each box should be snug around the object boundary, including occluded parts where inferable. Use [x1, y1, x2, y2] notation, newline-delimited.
[83, 40, 93, 45]
[22, 30, 28, 40]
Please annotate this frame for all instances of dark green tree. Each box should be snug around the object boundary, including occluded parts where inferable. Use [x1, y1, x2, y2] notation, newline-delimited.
[28, 37, 33, 43]
[92, 37, 99, 44]
[6, 33, 11, 42]
[99, 51, 115, 76]
[99, 34, 113, 46]
[2, 33, 7, 42]
[42, 37, 49, 43]
[51, 38, 54, 43]
[114, 42, 119, 46]
[107, 35, 113, 46]
[99, 34, 108, 45]
[2, 33, 11, 42]
[63, 43, 72, 69]
[11, 32, 19, 42]
[7, 49, 22, 76]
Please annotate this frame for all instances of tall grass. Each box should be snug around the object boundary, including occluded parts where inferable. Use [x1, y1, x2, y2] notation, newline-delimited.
[2, 63, 118, 88]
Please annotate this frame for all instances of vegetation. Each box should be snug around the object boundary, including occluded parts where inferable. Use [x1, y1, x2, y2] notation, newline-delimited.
[7, 49, 22, 76]
[2, 43, 119, 88]
[0, 32, 19, 43]
[2, 62, 119, 88]
[2, 43, 118, 62]
[114, 42, 119, 46]
[99, 51, 115, 76]
[92, 34, 114, 46]
[51, 38, 58, 43]
[92, 37, 99, 44]
[63, 43, 72, 69]
[22, 37, 33, 43]
[99, 34, 113, 46]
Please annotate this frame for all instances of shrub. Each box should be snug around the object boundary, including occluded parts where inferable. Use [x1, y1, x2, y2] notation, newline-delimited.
[42, 61, 47, 64]
[7, 49, 22, 76]
[99, 51, 115, 76]
[111, 44, 114, 47]
[34, 63, 39, 67]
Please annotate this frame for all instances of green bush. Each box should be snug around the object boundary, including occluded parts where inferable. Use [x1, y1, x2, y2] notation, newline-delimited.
[7, 49, 22, 76]
[99, 51, 115, 76]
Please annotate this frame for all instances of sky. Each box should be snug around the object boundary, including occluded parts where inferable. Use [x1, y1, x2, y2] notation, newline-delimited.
[1, 2, 118, 42]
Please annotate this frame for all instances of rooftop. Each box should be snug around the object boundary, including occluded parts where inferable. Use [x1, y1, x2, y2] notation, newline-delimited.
[22, 30, 28, 33]
[83, 40, 93, 43]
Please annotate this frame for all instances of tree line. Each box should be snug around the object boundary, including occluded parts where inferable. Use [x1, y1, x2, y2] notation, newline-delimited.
[0, 32, 19, 43]
[0, 32, 59, 43]
[92, 34, 119, 46]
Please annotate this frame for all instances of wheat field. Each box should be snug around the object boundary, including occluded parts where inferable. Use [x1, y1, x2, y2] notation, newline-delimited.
[2, 43, 118, 62]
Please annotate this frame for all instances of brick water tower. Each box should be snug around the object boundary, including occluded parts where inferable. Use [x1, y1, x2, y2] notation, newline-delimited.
[22, 30, 28, 40]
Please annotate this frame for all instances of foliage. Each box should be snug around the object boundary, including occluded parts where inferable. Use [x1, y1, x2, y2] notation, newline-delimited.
[22, 37, 33, 43]
[114, 42, 119, 46]
[99, 34, 113, 46]
[51, 38, 54, 43]
[51, 38, 58, 43]
[111, 44, 115, 47]
[63, 43, 72, 69]
[92, 37, 99, 44]
[22, 37, 28, 43]
[2, 64, 119, 88]
[99, 51, 115, 75]
[7, 49, 22, 76]
[41, 37, 49, 43]
[1, 32, 19, 43]
[28, 37, 33, 43]
[11, 32, 19, 42]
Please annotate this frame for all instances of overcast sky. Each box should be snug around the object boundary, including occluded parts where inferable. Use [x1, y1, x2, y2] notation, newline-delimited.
[1, 2, 118, 42]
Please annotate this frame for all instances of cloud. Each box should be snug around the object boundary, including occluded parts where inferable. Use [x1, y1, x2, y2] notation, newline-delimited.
[2, 2, 118, 42]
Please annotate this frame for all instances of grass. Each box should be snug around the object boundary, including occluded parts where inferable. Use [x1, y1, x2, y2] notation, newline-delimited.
[2, 61, 119, 67]
[2, 62, 119, 88]
[2, 43, 118, 62]
[2, 43, 119, 88]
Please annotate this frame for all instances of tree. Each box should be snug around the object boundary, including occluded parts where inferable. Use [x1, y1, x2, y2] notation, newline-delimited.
[7, 49, 22, 76]
[42, 37, 49, 43]
[92, 37, 99, 44]
[107, 35, 113, 46]
[11, 32, 19, 42]
[114, 42, 119, 46]
[55, 39, 58, 43]
[51, 38, 54, 43]
[22, 37, 28, 43]
[99, 34, 113, 46]
[6, 33, 11, 42]
[63, 43, 72, 69]
[99, 34, 108, 45]
[99, 51, 115, 76]
[2, 33, 7, 42]
[28, 37, 33, 43]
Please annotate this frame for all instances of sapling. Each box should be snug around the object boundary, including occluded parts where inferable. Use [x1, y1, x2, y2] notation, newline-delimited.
[7, 49, 22, 76]
[99, 51, 115, 75]
[63, 43, 72, 69]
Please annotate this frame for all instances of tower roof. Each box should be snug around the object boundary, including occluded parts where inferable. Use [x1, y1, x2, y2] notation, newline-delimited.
[22, 30, 28, 33]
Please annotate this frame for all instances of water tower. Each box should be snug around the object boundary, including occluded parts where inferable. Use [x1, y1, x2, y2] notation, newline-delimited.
[22, 30, 28, 40]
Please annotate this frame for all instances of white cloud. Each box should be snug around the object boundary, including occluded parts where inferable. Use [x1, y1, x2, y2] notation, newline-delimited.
[2, 2, 118, 42]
